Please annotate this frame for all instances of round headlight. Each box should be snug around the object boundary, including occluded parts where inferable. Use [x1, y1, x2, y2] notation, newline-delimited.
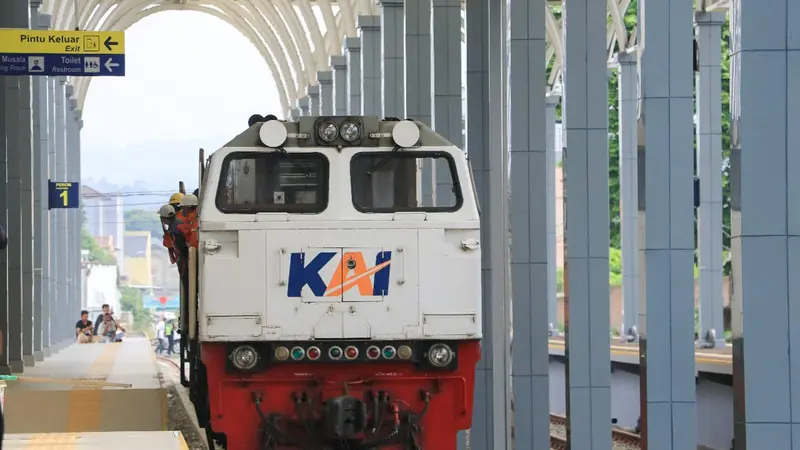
[318, 121, 339, 142]
[231, 345, 259, 370]
[340, 121, 361, 142]
[427, 343, 454, 367]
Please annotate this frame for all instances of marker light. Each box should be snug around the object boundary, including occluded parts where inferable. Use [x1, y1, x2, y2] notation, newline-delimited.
[231, 345, 259, 370]
[397, 345, 413, 360]
[329, 346, 343, 360]
[318, 121, 339, 142]
[391, 120, 420, 148]
[259, 119, 288, 148]
[274, 346, 290, 361]
[366, 346, 381, 360]
[427, 343, 454, 367]
[340, 121, 361, 142]
[345, 346, 359, 360]
[307, 346, 321, 361]
[382, 346, 397, 360]
[290, 346, 305, 361]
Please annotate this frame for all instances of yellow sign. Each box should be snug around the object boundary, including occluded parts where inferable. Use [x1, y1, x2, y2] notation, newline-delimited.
[0, 29, 125, 55]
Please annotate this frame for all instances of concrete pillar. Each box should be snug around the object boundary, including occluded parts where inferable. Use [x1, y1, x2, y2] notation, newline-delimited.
[38, 14, 51, 356]
[508, 0, 549, 448]
[343, 38, 362, 115]
[298, 96, 309, 116]
[357, 16, 381, 116]
[637, 0, 697, 446]
[306, 85, 319, 116]
[317, 71, 333, 116]
[54, 78, 66, 343]
[65, 88, 75, 335]
[562, 0, 611, 446]
[0, 0, 11, 373]
[431, 0, 462, 207]
[19, 14, 35, 368]
[614, 50, 640, 342]
[289, 107, 301, 121]
[464, 0, 490, 446]
[694, 12, 725, 349]
[379, 0, 404, 118]
[405, 0, 433, 204]
[29, 0, 45, 364]
[545, 93, 560, 336]
[729, 0, 800, 447]
[70, 105, 81, 330]
[330, 56, 348, 116]
[486, 0, 512, 447]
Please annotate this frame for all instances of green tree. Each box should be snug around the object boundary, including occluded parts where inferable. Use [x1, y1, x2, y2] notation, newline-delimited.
[125, 209, 163, 239]
[119, 285, 152, 330]
[81, 225, 117, 265]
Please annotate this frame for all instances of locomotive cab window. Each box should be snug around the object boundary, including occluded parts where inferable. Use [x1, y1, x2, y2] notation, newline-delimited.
[350, 151, 462, 213]
[216, 152, 328, 213]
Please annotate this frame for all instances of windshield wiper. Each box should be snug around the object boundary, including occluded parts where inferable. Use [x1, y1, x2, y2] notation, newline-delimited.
[366, 146, 401, 176]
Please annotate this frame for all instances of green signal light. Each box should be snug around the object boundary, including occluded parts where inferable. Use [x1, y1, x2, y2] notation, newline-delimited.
[291, 347, 305, 360]
[382, 346, 396, 359]
[330, 347, 342, 358]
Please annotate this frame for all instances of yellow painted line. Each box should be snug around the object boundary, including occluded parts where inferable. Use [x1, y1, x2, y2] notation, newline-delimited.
[22, 432, 78, 448]
[0, 30, 125, 54]
[548, 343, 731, 365]
[179, 432, 190, 450]
[65, 344, 121, 432]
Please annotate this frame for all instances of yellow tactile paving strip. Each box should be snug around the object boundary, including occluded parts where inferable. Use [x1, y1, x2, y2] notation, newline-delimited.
[548, 339, 732, 365]
[8, 431, 188, 449]
[64, 344, 121, 432]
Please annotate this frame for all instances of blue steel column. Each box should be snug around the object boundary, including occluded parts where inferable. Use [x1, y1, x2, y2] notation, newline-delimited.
[545, 93, 560, 336]
[637, 0, 697, 446]
[358, 16, 381, 116]
[730, 0, 799, 447]
[67, 94, 79, 326]
[507, 0, 549, 447]
[65, 87, 75, 334]
[331, 56, 348, 116]
[379, 0, 404, 118]
[317, 71, 333, 116]
[694, 11, 725, 349]
[562, 0, 611, 446]
[298, 96, 309, 117]
[0, 0, 10, 373]
[487, 0, 511, 447]
[613, 50, 640, 342]
[464, 0, 490, 446]
[46, 76, 57, 347]
[405, 0, 432, 203]
[343, 38, 361, 115]
[430, 0, 461, 207]
[5, 0, 28, 374]
[20, 3, 36, 368]
[72, 106, 82, 327]
[307, 86, 319, 116]
[30, 0, 45, 363]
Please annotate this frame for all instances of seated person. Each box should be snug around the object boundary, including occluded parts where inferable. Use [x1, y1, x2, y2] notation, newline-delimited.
[75, 310, 93, 344]
[97, 314, 126, 343]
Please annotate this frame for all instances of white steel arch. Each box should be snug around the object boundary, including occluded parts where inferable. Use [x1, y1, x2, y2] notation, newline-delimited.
[46, 1, 721, 113]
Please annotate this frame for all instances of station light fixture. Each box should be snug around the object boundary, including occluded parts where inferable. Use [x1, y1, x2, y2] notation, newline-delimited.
[329, 346, 343, 360]
[259, 119, 288, 148]
[382, 346, 397, 360]
[307, 346, 322, 361]
[274, 346, 290, 361]
[391, 120, 420, 148]
[290, 346, 305, 361]
[230, 345, 259, 370]
[427, 343, 455, 367]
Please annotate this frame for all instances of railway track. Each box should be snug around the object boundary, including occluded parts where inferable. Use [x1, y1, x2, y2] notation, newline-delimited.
[550, 413, 641, 449]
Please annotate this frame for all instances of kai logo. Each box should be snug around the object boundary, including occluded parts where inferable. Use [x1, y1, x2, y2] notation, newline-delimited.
[287, 251, 392, 297]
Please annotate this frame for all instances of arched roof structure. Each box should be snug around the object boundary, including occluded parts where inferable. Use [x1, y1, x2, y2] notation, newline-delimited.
[43, 0, 727, 114]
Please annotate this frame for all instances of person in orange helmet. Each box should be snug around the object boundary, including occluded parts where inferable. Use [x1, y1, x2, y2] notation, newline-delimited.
[158, 204, 178, 264]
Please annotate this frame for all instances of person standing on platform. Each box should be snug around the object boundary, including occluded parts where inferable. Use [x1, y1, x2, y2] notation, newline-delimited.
[155, 317, 167, 354]
[165, 319, 175, 355]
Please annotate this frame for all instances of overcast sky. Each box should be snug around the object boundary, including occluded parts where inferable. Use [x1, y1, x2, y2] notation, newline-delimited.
[80, 11, 282, 186]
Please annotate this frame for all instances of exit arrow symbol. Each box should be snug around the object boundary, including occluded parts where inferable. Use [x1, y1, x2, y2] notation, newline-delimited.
[103, 36, 119, 51]
[104, 58, 119, 72]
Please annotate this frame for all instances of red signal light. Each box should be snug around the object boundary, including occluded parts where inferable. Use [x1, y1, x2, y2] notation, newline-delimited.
[345, 346, 359, 360]
[366, 346, 380, 360]
[307, 346, 321, 360]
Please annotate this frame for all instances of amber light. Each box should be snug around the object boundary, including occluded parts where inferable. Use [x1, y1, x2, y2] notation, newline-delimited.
[345, 346, 359, 360]
[307, 346, 321, 360]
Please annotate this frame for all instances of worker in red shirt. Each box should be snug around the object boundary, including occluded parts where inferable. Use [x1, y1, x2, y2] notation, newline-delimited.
[176, 194, 199, 249]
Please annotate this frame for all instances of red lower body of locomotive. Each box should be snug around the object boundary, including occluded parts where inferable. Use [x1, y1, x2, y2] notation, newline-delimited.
[200, 340, 480, 450]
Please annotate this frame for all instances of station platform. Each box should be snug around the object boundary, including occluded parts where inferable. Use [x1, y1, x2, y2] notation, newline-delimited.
[548, 337, 732, 375]
[5, 431, 189, 449]
[3, 337, 168, 433]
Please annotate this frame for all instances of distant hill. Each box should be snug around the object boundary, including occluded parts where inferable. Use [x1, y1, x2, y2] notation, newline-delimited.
[82, 136, 230, 210]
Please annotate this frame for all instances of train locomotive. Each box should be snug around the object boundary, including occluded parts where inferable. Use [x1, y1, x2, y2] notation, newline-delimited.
[181, 115, 482, 450]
